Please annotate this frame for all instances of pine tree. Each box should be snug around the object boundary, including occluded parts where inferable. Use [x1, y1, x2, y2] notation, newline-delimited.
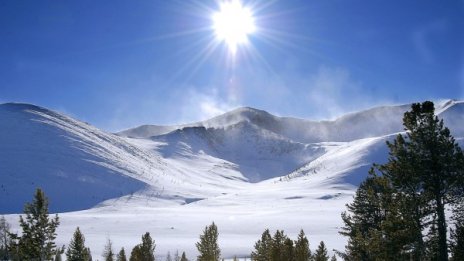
[251, 229, 272, 261]
[379, 101, 464, 260]
[166, 251, 172, 261]
[196, 222, 220, 261]
[10, 188, 60, 260]
[180, 251, 188, 261]
[330, 255, 337, 261]
[314, 241, 329, 261]
[339, 101, 464, 260]
[130, 232, 155, 261]
[66, 227, 91, 261]
[340, 173, 391, 260]
[117, 247, 127, 261]
[283, 237, 294, 261]
[294, 229, 311, 261]
[0, 216, 11, 260]
[270, 230, 287, 261]
[103, 239, 115, 261]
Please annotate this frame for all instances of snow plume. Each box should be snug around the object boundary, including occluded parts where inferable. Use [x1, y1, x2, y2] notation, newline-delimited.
[303, 66, 393, 120]
[179, 87, 240, 123]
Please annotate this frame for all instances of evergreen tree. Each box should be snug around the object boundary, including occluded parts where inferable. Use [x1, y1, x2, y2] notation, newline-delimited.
[330, 255, 337, 261]
[294, 229, 311, 261]
[378, 101, 464, 260]
[283, 237, 294, 261]
[0, 216, 11, 260]
[270, 230, 286, 261]
[340, 101, 464, 260]
[103, 239, 115, 261]
[180, 251, 188, 261]
[130, 232, 155, 261]
[66, 227, 91, 261]
[196, 222, 220, 261]
[117, 247, 127, 261]
[251, 229, 272, 261]
[340, 173, 394, 260]
[166, 251, 172, 261]
[10, 188, 60, 260]
[314, 241, 329, 261]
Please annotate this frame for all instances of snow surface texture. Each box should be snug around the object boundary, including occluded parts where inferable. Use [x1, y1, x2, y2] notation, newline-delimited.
[1, 100, 463, 260]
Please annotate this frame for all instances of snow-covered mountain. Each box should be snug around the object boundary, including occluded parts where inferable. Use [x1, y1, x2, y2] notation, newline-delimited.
[1, 100, 463, 259]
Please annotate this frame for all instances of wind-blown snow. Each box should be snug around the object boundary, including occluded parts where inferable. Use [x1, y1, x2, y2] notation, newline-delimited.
[1, 100, 463, 259]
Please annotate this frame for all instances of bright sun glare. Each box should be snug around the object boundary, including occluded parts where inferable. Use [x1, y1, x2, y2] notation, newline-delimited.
[213, 0, 256, 54]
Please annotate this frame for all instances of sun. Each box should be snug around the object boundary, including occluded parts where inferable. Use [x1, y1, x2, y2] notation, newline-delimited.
[213, 0, 256, 54]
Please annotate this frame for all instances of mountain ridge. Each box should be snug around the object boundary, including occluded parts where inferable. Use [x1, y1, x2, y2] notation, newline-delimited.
[2, 99, 463, 259]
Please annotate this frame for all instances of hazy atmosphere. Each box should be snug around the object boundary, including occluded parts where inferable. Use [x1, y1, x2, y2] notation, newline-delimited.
[1, 0, 462, 131]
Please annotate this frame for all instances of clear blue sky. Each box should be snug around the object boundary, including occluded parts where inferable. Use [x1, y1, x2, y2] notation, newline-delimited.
[1, 0, 463, 131]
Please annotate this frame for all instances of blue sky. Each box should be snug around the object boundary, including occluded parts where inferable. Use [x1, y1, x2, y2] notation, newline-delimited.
[1, 0, 463, 131]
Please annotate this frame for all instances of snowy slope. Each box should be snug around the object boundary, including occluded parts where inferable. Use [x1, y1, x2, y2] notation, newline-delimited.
[2, 100, 463, 259]
[0, 104, 260, 213]
[0, 103, 159, 212]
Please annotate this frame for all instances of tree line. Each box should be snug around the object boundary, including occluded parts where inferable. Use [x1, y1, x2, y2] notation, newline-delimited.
[0, 188, 334, 261]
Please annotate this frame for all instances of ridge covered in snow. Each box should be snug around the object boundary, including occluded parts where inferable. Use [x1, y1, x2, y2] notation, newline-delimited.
[1, 100, 463, 259]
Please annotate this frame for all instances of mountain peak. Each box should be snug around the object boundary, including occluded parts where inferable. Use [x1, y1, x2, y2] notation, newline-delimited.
[202, 106, 276, 129]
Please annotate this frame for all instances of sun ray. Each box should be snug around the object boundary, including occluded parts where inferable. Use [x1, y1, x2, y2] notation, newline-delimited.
[212, 0, 256, 54]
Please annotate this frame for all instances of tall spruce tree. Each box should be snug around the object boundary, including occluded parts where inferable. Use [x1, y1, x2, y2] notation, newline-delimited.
[340, 169, 417, 260]
[180, 251, 188, 261]
[314, 241, 329, 261]
[117, 247, 127, 261]
[283, 237, 294, 261]
[103, 239, 115, 261]
[251, 229, 272, 261]
[340, 173, 389, 260]
[66, 227, 91, 261]
[130, 232, 155, 261]
[340, 101, 464, 260]
[270, 230, 287, 261]
[377, 101, 464, 260]
[294, 229, 311, 261]
[10, 188, 60, 260]
[196, 222, 220, 261]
